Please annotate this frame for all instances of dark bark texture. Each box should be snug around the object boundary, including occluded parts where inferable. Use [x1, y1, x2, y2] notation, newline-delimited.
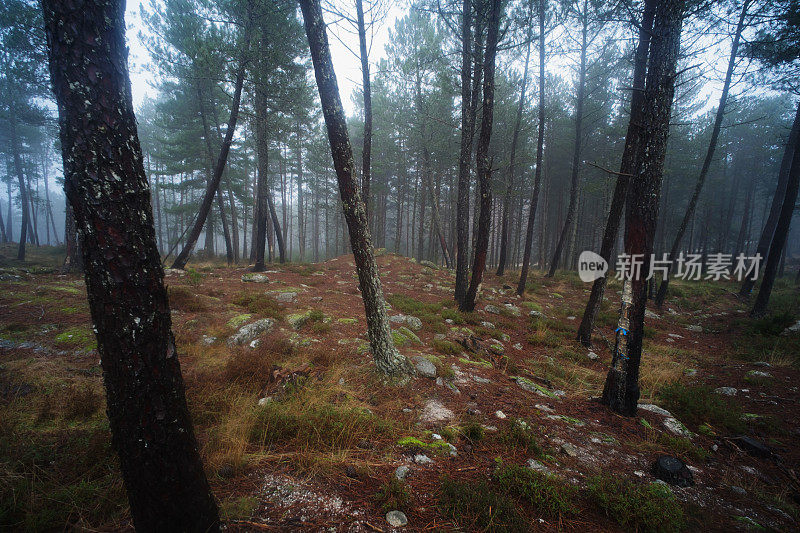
[454, 0, 473, 305]
[576, 0, 656, 346]
[40, 0, 219, 529]
[602, 0, 684, 416]
[461, 0, 501, 312]
[299, 0, 408, 375]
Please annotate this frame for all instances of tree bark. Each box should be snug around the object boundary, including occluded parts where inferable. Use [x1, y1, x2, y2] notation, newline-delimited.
[356, 0, 372, 223]
[517, 0, 548, 295]
[41, 1, 219, 528]
[455, 0, 475, 304]
[602, 0, 684, 417]
[576, 0, 657, 346]
[9, 112, 29, 260]
[497, 0, 533, 276]
[751, 131, 800, 317]
[739, 100, 800, 298]
[655, 0, 750, 306]
[461, 0, 502, 312]
[171, 22, 251, 270]
[547, 0, 588, 277]
[299, 0, 409, 375]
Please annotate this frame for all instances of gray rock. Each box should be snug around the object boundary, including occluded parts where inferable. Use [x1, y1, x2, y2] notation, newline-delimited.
[686, 324, 703, 333]
[386, 510, 408, 527]
[419, 399, 454, 424]
[227, 318, 274, 346]
[526, 459, 551, 474]
[201, 335, 216, 346]
[389, 314, 407, 324]
[274, 291, 297, 303]
[395, 465, 411, 480]
[485, 304, 502, 315]
[529, 310, 544, 318]
[257, 396, 272, 406]
[560, 443, 579, 457]
[419, 260, 438, 269]
[503, 304, 521, 317]
[405, 316, 423, 331]
[413, 454, 433, 465]
[663, 417, 693, 438]
[645, 309, 660, 319]
[587, 351, 599, 361]
[413, 356, 437, 379]
[752, 361, 771, 368]
[481, 321, 495, 329]
[638, 403, 672, 417]
[715, 387, 737, 396]
[781, 319, 800, 335]
[310, 296, 323, 302]
[746, 370, 772, 379]
[513, 343, 523, 351]
[495, 410, 507, 419]
[241, 273, 269, 283]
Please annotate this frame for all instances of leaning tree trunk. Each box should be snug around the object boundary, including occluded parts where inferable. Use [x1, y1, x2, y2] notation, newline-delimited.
[40, 0, 219, 529]
[517, 0, 547, 295]
[299, 0, 409, 375]
[455, 0, 474, 305]
[497, 0, 533, 276]
[750, 132, 800, 317]
[461, 0, 502, 312]
[547, 1, 587, 278]
[576, 0, 656, 346]
[356, 0, 372, 223]
[740, 100, 800, 298]
[655, 0, 750, 307]
[171, 24, 251, 270]
[602, 0, 684, 417]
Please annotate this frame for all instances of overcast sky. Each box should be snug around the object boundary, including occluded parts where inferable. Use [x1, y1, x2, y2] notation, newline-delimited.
[124, 0, 407, 117]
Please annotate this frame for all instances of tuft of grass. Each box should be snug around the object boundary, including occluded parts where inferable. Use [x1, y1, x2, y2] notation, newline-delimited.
[461, 420, 485, 441]
[658, 382, 744, 434]
[375, 477, 410, 512]
[431, 338, 461, 355]
[232, 291, 286, 321]
[222, 337, 293, 389]
[168, 285, 208, 312]
[587, 475, 684, 533]
[497, 419, 543, 457]
[438, 476, 526, 532]
[220, 495, 258, 520]
[249, 400, 391, 451]
[494, 462, 578, 518]
[54, 327, 96, 350]
[185, 268, 203, 286]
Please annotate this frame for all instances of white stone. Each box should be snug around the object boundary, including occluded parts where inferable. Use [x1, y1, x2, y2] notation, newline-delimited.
[419, 399, 454, 425]
[638, 404, 672, 417]
[715, 387, 737, 396]
[495, 410, 507, 419]
[386, 510, 408, 527]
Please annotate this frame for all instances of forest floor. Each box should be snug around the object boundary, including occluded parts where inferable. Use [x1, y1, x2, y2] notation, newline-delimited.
[1, 243, 800, 532]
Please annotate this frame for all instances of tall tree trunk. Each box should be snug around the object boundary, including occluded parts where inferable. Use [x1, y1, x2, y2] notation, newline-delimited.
[518, 0, 548, 295]
[296, 121, 305, 261]
[0, 199, 6, 243]
[455, 0, 475, 304]
[576, 0, 657, 346]
[602, 0, 684, 416]
[547, 0, 588, 277]
[751, 133, 800, 317]
[497, 0, 533, 276]
[299, 0, 409, 374]
[655, 0, 750, 306]
[6, 180, 13, 242]
[41, 1, 219, 528]
[171, 24, 251, 270]
[9, 112, 29, 260]
[461, 0, 501, 312]
[740, 100, 800, 297]
[356, 0, 372, 223]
